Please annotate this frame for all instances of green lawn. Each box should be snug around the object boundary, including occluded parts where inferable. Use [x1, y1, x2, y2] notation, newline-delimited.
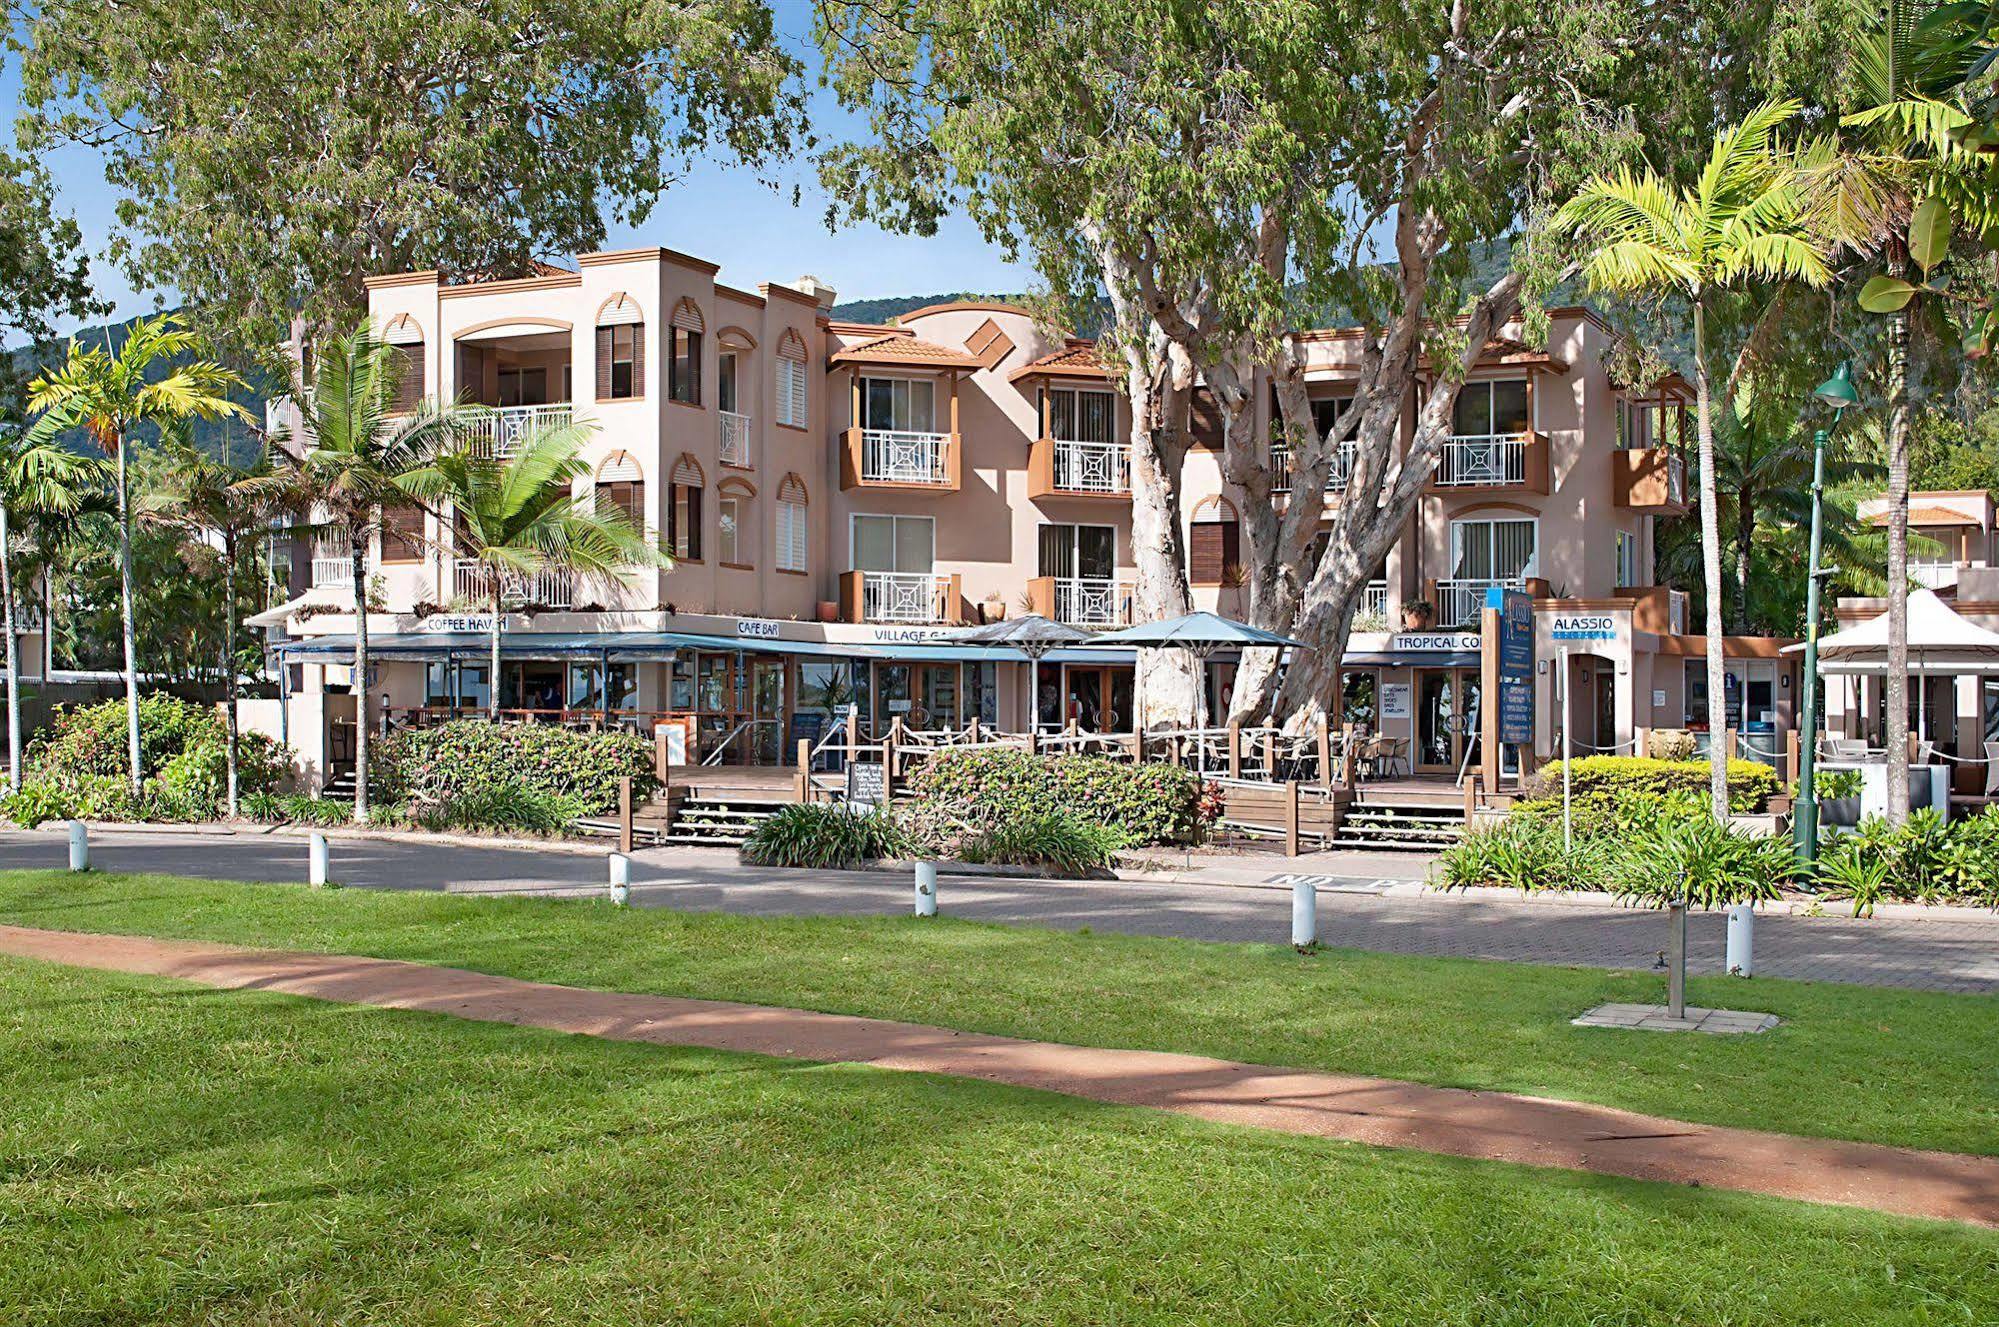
[3, 955, 1995, 1325]
[0, 869, 1993, 1157]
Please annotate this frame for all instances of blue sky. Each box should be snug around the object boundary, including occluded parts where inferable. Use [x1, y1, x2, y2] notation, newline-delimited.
[2, 6, 1031, 336]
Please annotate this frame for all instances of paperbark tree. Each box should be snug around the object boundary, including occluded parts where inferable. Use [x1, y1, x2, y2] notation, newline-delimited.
[12, 0, 806, 351]
[820, 0, 1810, 729]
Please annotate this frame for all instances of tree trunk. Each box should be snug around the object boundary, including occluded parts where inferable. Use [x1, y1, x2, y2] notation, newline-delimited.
[489, 578, 503, 722]
[222, 532, 240, 819]
[1733, 488, 1755, 634]
[350, 533, 370, 823]
[116, 435, 142, 799]
[1883, 295, 1912, 825]
[1124, 359, 1199, 732]
[1693, 300, 1730, 823]
[1, 501, 18, 795]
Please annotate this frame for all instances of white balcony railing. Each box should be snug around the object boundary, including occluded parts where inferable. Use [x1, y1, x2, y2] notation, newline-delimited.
[466, 404, 573, 460]
[719, 410, 752, 467]
[1270, 440, 1359, 492]
[1359, 580, 1389, 622]
[860, 570, 952, 623]
[1052, 576, 1131, 627]
[454, 559, 574, 610]
[1435, 576, 1524, 628]
[1434, 433, 1528, 487]
[1662, 452, 1688, 505]
[860, 429, 952, 485]
[312, 535, 355, 587]
[1909, 561, 1960, 589]
[1049, 439, 1131, 493]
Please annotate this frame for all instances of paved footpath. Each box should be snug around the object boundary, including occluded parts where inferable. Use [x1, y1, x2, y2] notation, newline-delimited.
[3, 827, 1997, 994]
[1, 921, 1992, 1225]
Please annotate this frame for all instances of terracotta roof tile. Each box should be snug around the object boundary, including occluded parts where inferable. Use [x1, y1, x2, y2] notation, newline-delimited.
[1007, 339, 1110, 381]
[1867, 506, 1983, 527]
[828, 333, 981, 369]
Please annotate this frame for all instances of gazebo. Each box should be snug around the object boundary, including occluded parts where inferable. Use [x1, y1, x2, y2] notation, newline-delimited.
[1785, 588, 1999, 810]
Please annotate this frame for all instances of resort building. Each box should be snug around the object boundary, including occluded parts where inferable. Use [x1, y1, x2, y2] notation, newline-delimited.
[248, 242, 1801, 790]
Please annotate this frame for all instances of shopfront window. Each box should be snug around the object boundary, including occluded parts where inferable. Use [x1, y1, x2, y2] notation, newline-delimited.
[567, 663, 636, 713]
[1342, 670, 1377, 727]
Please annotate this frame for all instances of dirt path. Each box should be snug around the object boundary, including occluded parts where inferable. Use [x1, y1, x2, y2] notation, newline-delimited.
[4, 922, 1994, 1227]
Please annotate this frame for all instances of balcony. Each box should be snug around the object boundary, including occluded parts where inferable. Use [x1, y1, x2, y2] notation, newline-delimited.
[719, 410, 752, 467]
[1028, 437, 1131, 499]
[453, 559, 574, 610]
[466, 404, 573, 460]
[1612, 585, 1689, 635]
[840, 428, 960, 491]
[1027, 575, 1132, 627]
[1611, 448, 1690, 515]
[1426, 576, 1552, 629]
[839, 570, 963, 624]
[1428, 432, 1549, 495]
[312, 535, 355, 587]
[1269, 440, 1358, 494]
[1357, 580, 1390, 627]
[1910, 561, 1960, 590]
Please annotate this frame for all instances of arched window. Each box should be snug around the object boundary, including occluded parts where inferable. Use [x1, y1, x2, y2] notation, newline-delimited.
[1189, 495, 1240, 587]
[776, 473, 809, 573]
[717, 477, 756, 567]
[382, 314, 424, 412]
[776, 329, 808, 428]
[668, 453, 705, 561]
[595, 294, 644, 400]
[670, 298, 704, 405]
[595, 452, 645, 530]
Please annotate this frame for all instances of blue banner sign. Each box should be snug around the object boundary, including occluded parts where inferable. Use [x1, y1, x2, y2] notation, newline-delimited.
[1488, 586, 1535, 745]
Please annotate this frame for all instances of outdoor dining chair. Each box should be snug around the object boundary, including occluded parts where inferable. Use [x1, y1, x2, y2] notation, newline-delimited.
[1825, 737, 1870, 761]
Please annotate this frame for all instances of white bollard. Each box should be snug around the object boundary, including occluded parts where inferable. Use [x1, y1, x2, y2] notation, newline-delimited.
[66, 820, 88, 873]
[1292, 879, 1318, 949]
[308, 831, 330, 887]
[608, 852, 631, 906]
[914, 861, 938, 917]
[1726, 902, 1754, 977]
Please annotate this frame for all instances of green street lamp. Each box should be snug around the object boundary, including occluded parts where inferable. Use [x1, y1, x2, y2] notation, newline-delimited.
[1793, 360, 1859, 864]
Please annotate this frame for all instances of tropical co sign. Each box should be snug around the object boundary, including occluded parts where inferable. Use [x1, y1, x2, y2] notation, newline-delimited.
[1388, 632, 1482, 653]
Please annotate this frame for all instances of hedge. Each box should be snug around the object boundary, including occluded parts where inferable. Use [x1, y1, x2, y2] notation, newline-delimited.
[374, 720, 658, 813]
[1519, 755, 1783, 814]
[907, 749, 1201, 845]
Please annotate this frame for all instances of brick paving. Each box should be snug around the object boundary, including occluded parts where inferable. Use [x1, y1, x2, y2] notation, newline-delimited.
[2, 827, 1996, 994]
[3, 921, 1994, 1226]
[1572, 1003, 1784, 1034]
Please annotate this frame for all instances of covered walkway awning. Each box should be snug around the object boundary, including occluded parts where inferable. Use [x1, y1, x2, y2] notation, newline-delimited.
[1786, 588, 1999, 676]
[272, 629, 1147, 666]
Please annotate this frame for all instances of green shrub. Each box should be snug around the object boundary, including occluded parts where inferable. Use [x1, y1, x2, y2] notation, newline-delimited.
[958, 811, 1124, 874]
[412, 782, 581, 836]
[1801, 768, 1863, 800]
[908, 749, 1200, 846]
[1816, 843, 1894, 917]
[742, 803, 912, 869]
[377, 720, 656, 814]
[16, 695, 291, 823]
[1521, 755, 1783, 815]
[1604, 816, 1795, 909]
[1, 782, 76, 829]
[1438, 815, 1613, 893]
[279, 793, 352, 827]
[240, 791, 285, 823]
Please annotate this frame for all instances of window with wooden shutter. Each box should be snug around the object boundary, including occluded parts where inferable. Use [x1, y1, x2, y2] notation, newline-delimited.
[776, 473, 809, 572]
[595, 453, 644, 529]
[1188, 386, 1226, 449]
[776, 329, 808, 428]
[596, 295, 644, 400]
[383, 316, 424, 412]
[1189, 497, 1240, 586]
[379, 502, 425, 563]
[670, 298, 704, 405]
[668, 454, 704, 561]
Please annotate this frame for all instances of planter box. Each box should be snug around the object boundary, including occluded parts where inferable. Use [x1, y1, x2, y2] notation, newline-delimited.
[1821, 795, 1861, 828]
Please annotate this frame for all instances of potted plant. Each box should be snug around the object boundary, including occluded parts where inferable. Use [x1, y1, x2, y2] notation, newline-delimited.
[1401, 598, 1436, 630]
[1815, 768, 1864, 828]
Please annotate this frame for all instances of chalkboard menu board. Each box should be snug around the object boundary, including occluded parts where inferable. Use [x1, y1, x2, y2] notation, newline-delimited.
[846, 760, 886, 807]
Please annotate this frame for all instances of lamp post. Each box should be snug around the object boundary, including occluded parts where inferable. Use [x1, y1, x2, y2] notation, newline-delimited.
[1793, 361, 1859, 865]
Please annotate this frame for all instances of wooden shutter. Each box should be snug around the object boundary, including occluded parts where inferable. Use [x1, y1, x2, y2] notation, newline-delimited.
[778, 501, 808, 572]
[595, 327, 613, 399]
[629, 322, 645, 398]
[391, 344, 423, 413]
[684, 482, 702, 561]
[380, 502, 424, 562]
[457, 341, 489, 406]
[1190, 520, 1239, 585]
[1188, 386, 1226, 449]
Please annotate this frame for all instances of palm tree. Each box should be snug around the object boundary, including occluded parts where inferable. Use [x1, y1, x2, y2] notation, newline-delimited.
[400, 419, 666, 720]
[23, 314, 247, 797]
[1555, 100, 1833, 822]
[0, 434, 103, 790]
[273, 324, 468, 821]
[136, 433, 289, 817]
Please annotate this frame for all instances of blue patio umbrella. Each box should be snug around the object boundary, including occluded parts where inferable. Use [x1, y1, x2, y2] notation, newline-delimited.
[1090, 612, 1311, 733]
